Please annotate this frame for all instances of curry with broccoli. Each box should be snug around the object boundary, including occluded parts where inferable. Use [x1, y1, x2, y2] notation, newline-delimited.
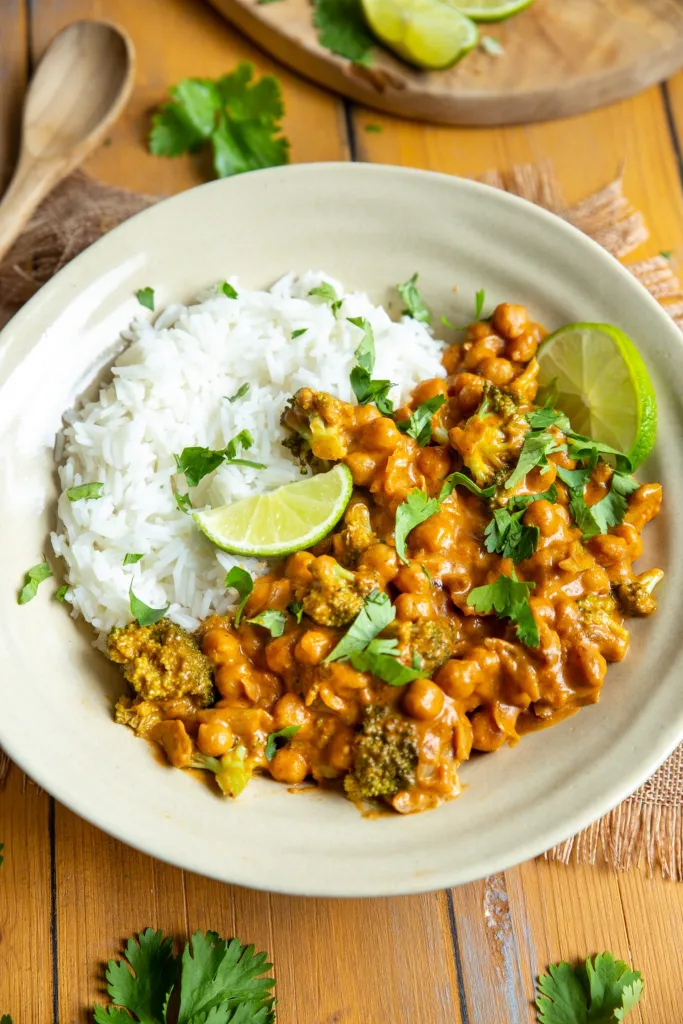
[108, 302, 663, 814]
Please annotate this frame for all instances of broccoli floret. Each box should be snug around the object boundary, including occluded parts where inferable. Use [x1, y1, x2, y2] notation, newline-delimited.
[298, 555, 370, 627]
[480, 383, 518, 419]
[615, 569, 664, 617]
[281, 388, 354, 471]
[449, 388, 528, 487]
[390, 617, 457, 675]
[577, 594, 630, 658]
[190, 746, 252, 798]
[107, 619, 213, 705]
[344, 705, 418, 801]
[333, 501, 377, 567]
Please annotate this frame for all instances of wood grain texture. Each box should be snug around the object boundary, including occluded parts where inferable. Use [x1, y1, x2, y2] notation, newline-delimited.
[208, 0, 683, 126]
[0, 0, 27, 191]
[29, 0, 348, 196]
[0, 766, 53, 1024]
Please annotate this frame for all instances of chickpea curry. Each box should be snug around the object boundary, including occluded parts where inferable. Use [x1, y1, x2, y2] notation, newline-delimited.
[108, 302, 663, 815]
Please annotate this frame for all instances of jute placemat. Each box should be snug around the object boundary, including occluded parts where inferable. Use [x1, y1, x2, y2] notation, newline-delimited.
[1, 165, 682, 876]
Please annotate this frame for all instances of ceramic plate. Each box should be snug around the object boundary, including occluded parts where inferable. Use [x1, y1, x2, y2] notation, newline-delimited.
[0, 164, 681, 897]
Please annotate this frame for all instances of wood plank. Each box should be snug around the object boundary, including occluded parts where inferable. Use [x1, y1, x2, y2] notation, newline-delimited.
[183, 875, 463, 1023]
[0, 0, 28, 191]
[355, 86, 683, 258]
[29, 0, 348, 196]
[0, 766, 53, 1023]
[54, 804, 189, 1022]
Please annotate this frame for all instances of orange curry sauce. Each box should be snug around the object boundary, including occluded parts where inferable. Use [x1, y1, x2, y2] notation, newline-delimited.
[111, 303, 663, 814]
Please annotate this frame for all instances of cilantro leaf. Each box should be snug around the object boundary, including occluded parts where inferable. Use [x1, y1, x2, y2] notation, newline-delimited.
[149, 64, 289, 180]
[397, 273, 431, 324]
[123, 553, 144, 566]
[178, 931, 275, 1023]
[288, 601, 304, 623]
[566, 433, 632, 470]
[438, 472, 496, 502]
[66, 482, 104, 501]
[136, 287, 155, 311]
[394, 489, 441, 564]
[325, 590, 395, 662]
[484, 487, 557, 564]
[291, 328, 307, 339]
[265, 726, 301, 761]
[175, 492, 192, 515]
[536, 952, 643, 1023]
[18, 561, 53, 605]
[348, 317, 394, 415]
[129, 584, 169, 627]
[309, 282, 339, 303]
[527, 406, 571, 432]
[0, 1014, 11, 1024]
[505, 430, 565, 490]
[94, 928, 177, 1024]
[225, 567, 253, 626]
[221, 281, 239, 299]
[313, 0, 374, 65]
[175, 431, 265, 487]
[349, 640, 424, 686]
[467, 572, 538, 647]
[474, 288, 486, 321]
[246, 609, 286, 637]
[55, 585, 69, 602]
[227, 383, 250, 403]
[396, 394, 445, 446]
[347, 316, 375, 371]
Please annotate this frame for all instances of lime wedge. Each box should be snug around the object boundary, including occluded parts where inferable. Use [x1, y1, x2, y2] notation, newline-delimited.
[193, 464, 353, 557]
[452, 0, 534, 21]
[536, 323, 657, 469]
[361, 0, 479, 70]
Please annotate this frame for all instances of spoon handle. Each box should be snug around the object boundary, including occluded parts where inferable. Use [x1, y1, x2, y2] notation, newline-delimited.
[0, 153, 66, 265]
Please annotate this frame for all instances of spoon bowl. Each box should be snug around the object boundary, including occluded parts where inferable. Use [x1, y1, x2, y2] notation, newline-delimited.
[0, 20, 135, 263]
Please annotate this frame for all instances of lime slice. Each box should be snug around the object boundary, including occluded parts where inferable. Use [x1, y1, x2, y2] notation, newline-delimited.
[362, 0, 479, 70]
[452, 0, 534, 21]
[536, 323, 657, 469]
[193, 464, 353, 557]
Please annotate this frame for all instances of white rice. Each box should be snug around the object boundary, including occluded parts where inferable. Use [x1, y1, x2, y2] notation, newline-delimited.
[51, 271, 446, 637]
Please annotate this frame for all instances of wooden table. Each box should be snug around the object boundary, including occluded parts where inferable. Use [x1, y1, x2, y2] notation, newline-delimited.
[2, 2, 683, 1021]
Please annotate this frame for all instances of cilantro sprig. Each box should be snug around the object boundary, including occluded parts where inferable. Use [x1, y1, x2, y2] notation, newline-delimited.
[93, 928, 275, 1024]
[396, 394, 445, 446]
[175, 430, 265, 487]
[225, 567, 253, 626]
[467, 571, 538, 647]
[397, 273, 431, 324]
[536, 951, 643, 1023]
[484, 486, 557, 564]
[149, 63, 290, 180]
[313, 0, 374, 65]
[325, 590, 422, 685]
[348, 317, 394, 415]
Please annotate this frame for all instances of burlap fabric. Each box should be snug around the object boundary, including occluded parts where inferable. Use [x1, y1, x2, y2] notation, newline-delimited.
[1, 166, 682, 876]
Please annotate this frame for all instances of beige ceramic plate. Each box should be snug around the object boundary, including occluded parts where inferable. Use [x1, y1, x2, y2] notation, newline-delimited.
[0, 164, 680, 897]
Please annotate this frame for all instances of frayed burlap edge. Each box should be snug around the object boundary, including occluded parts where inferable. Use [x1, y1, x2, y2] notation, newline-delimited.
[1, 165, 682, 877]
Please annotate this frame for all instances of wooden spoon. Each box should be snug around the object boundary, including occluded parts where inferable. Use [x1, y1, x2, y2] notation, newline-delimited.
[0, 20, 135, 264]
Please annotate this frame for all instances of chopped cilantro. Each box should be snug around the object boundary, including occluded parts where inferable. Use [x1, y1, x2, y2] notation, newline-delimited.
[18, 561, 53, 605]
[505, 430, 565, 491]
[225, 567, 253, 626]
[123, 553, 143, 565]
[265, 726, 301, 761]
[397, 273, 431, 324]
[221, 281, 238, 299]
[227, 382, 250, 402]
[129, 584, 169, 627]
[439, 472, 496, 502]
[394, 488, 441, 564]
[175, 430, 265, 486]
[536, 951, 643, 1023]
[246, 609, 286, 637]
[348, 316, 394, 416]
[467, 571, 538, 647]
[313, 0, 374, 65]
[175, 492, 192, 514]
[325, 590, 395, 662]
[484, 487, 557, 564]
[527, 405, 571, 432]
[396, 394, 445, 446]
[149, 63, 290, 180]
[421, 563, 432, 584]
[350, 639, 424, 686]
[66, 482, 104, 501]
[55, 585, 69, 602]
[308, 282, 339, 302]
[474, 288, 486, 320]
[288, 600, 304, 623]
[136, 287, 155, 311]
[93, 928, 275, 1024]
[291, 328, 308, 339]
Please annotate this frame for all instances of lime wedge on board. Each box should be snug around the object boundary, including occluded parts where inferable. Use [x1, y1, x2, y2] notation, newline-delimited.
[361, 0, 479, 69]
[193, 464, 353, 557]
[452, 0, 535, 21]
[536, 323, 657, 469]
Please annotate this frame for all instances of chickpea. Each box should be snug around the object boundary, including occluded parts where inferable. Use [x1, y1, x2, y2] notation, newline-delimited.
[448, 372, 486, 416]
[151, 720, 193, 768]
[354, 404, 380, 426]
[345, 450, 381, 487]
[359, 543, 399, 582]
[274, 693, 309, 730]
[403, 679, 445, 720]
[417, 445, 452, 484]
[295, 629, 335, 665]
[394, 563, 432, 595]
[505, 329, 539, 363]
[265, 632, 297, 675]
[269, 747, 309, 784]
[470, 708, 506, 752]
[442, 344, 463, 375]
[360, 416, 402, 452]
[478, 356, 515, 387]
[522, 499, 558, 537]
[327, 727, 355, 772]
[411, 377, 448, 406]
[588, 534, 628, 565]
[554, 599, 580, 633]
[567, 641, 606, 690]
[624, 483, 662, 530]
[245, 576, 278, 616]
[612, 523, 642, 560]
[462, 335, 506, 371]
[197, 720, 234, 757]
[284, 550, 315, 586]
[395, 593, 432, 621]
[467, 321, 496, 342]
[203, 628, 241, 664]
[491, 303, 528, 340]
[581, 566, 611, 595]
[434, 659, 478, 699]
[215, 661, 251, 700]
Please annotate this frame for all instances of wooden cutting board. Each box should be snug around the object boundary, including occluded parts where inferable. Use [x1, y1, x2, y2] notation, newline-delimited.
[208, 0, 683, 125]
